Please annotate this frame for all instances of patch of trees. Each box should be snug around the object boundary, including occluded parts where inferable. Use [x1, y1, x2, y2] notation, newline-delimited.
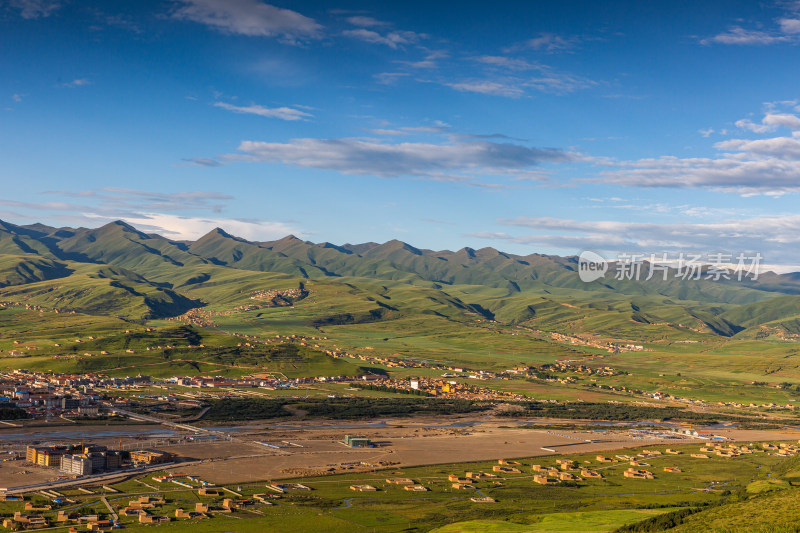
[204, 397, 490, 421]
[204, 398, 292, 421]
[498, 402, 725, 422]
[614, 508, 703, 532]
[0, 406, 28, 420]
[352, 384, 431, 396]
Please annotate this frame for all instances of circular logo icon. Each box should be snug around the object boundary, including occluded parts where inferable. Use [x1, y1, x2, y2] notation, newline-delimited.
[578, 250, 607, 282]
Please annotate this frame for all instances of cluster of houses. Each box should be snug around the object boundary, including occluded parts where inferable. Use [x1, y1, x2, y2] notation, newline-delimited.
[0, 370, 150, 419]
[167, 288, 308, 327]
[167, 371, 381, 390]
[0, 478, 276, 530]
[715, 400, 798, 411]
[697, 441, 800, 458]
[0, 301, 76, 318]
[433, 442, 800, 491]
[361, 377, 528, 401]
[349, 477, 429, 492]
[531, 459, 603, 484]
[248, 288, 306, 302]
[2, 509, 114, 532]
[544, 361, 624, 377]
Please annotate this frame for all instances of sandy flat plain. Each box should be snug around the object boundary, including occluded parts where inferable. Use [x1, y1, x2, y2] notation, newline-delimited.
[3, 417, 800, 488]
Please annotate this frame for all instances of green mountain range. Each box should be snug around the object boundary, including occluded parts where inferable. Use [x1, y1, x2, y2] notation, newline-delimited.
[2, 218, 800, 340]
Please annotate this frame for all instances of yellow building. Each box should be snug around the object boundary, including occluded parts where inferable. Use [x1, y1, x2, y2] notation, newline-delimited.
[130, 450, 172, 464]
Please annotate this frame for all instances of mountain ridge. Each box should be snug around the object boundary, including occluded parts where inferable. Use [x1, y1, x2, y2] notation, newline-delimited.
[1, 218, 800, 338]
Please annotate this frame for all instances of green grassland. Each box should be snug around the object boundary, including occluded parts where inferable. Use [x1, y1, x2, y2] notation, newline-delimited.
[670, 487, 800, 532]
[0, 319, 363, 378]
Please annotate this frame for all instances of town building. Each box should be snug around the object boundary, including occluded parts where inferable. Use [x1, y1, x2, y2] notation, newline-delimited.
[343, 435, 371, 448]
[61, 454, 92, 476]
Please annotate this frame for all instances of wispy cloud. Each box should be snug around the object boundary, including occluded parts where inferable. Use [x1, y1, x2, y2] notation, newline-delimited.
[701, 26, 792, 45]
[464, 214, 800, 265]
[366, 128, 411, 136]
[0, 199, 95, 213]
[445, 80, 525, 98]
[366, 121, 450, 136]
[520, 33, 580, 52]
[220, 137, 571, 182]
[58, 78, 91, 88]
[213, 101, 313, 121]
[342, 28, 425, 49]
[438, 56, 596, 97]
[702, 4, 800, 45]
[44, 187, 235, 213]
[396, 50, 448, 69]
[7, 0, 62, 19]
[473, 56, 539, 70]
[344, 15, 388, 28]
[171, 0, 322, 42]
[101, 13, 143, 34]
[421, 218, 456, 225]
[11, 94, 25, 103]
[183, 157, 223, 167]
[373, 72, 410, 84]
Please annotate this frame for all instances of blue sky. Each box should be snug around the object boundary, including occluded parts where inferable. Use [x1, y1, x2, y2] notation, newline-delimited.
[4, 0, 800, 267]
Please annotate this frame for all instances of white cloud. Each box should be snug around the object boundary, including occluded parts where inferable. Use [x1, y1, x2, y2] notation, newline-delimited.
[11, 94, 24, 103]
[396, 50, 447, 69]
[735, 118, 774, 133]
[223, 137, 571, 179]
[780, 17, 800, 33]
[591, 107, 800, 194]
[172, 0, 322, 41]
[703, 5, 800, 46]
[699, 128, 714, 137]
[736, 112, 800, 133]
[213, 101, 312, 121]
[7, 0, 62, 19]
[58, 78, 91, 88]
[702, 27, 791, 45]
[342, 28, 424, 49]
[473, 56, 539, 70]
[522, 33, 578, 52]
[445, 80, 525, 98]
[764, 112, 800, 129]
[715, 136, 800, 159]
